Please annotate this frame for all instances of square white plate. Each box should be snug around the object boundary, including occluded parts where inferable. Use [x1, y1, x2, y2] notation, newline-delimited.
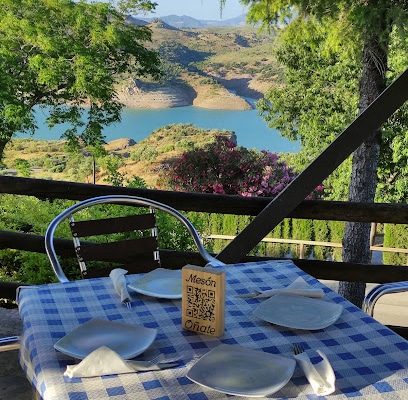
[128, 268, 182, 299]
[187, 344, 296, 397]
[253, 293, 343, 330]
[54, 319, 157, 359]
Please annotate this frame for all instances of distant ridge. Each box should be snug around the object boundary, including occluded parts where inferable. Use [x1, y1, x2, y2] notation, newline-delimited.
[139, 14, 247, 28]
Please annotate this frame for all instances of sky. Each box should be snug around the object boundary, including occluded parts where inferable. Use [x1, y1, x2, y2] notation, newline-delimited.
[142, 0, 248, 21]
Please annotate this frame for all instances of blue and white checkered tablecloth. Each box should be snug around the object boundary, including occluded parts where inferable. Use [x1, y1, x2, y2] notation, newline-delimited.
[18, 260, 408, 399]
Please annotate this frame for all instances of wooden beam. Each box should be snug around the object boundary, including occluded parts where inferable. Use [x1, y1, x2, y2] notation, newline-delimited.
[218, 68, 408, 263]
[3, 177, 408, 222]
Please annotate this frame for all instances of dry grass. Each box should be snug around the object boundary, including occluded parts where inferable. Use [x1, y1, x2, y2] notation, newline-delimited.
[3, 126, 236, 187]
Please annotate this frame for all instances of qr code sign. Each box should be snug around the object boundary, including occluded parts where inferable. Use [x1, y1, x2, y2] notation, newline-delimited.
[185, 285, 216, 321]
[182, 265, 225, 336]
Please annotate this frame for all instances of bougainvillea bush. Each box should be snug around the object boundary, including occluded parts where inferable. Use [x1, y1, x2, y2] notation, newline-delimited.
[158, 136, 299, 197]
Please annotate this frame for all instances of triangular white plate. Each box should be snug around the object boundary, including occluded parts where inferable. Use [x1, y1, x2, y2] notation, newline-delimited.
[187, 344, 295, 397]
[253, 293, 343, 330]
[128, 268, 182, 299]
[54, 319, 157, 359]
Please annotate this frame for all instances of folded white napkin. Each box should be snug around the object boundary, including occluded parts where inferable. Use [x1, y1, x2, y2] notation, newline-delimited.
[251, 277, 324, 299]
[109, 268, 131, 303]
[65, 346, 134, 378]
[65, 346, 168, 378]
[294, 349, 336, 396]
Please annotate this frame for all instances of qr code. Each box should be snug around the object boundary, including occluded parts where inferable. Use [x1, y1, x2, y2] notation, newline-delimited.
[185, 285, 216, 321]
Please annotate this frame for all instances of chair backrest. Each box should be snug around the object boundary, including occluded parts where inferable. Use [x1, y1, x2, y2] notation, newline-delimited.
[45, 195, 224, 282]
[69, 206, 160, 279]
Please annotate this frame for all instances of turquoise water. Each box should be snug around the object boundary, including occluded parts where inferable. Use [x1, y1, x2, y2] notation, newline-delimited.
[27, 106, 299, 153]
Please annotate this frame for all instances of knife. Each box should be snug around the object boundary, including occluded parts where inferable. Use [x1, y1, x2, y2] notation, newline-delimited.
[127, 360, 182, 372]
[237, 288, 324, 299]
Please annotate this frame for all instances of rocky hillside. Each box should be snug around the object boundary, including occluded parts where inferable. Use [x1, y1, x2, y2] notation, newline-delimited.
[3, 125, 237, 187]
[116, 20, 283, 110]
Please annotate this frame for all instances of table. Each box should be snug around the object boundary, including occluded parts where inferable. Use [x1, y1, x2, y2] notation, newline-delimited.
[18, 260, 408, 399]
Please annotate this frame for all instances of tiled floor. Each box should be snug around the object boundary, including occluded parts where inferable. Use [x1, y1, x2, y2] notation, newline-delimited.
[0, 359, 32, 400]
[0, 308, 32, 400]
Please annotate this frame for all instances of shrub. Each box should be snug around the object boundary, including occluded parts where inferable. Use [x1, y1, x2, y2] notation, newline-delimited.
[0, 195, 76, 284]
[383, 224, 408, 265]
[313, 220, 331, 260]
[131, 145, 159, 162]
[158, 135, 297, 198]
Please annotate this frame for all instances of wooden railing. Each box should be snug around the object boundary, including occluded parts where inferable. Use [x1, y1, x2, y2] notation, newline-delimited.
[1, 175, 408, 290]
[206, 234, 408, 264]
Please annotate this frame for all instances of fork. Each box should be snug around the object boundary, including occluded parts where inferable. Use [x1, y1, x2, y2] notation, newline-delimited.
[293, 343, 304, 356]
[123, 300, 132, 310]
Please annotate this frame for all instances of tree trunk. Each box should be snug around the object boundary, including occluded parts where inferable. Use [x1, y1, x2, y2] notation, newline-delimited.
[0, 137, 11, 162]
[339, 26, 389, 307]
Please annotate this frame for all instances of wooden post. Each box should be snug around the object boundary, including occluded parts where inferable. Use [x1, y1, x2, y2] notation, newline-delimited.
[299, 243, 305, 259]
[370, 222, 377, 261]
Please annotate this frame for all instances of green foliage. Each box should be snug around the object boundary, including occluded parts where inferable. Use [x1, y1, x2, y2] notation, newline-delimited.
[242, 0, 408, 207]
[239, 1, 408, 306]
[13, 158, 31, 177]
[156, 210, 208, 252]
[376, 28, 408, 203]
[222, 214, 238, 235]
[327, 221, 345, 261]
[199, 77, 219, 85]
[115, 0, 157, 14]
[10, 252, 58, 285]
[291, 219, 313, 258]
[313, 220, 331, 260]
[100, 155, 125, 186]
[0, 0, 161, 157]
[255, 17, 359, 200]
[207, 213, 225, 253]
[0, 195, 76, 283]
[259, 224, 281, 258]
[102, 159, 149, 188]
[205, 210, 349, 261]
[126, 176, 148, 189]
[130, 145, 159, 162]
[383, 224, 408, 265]
[65, 154, 96, 183]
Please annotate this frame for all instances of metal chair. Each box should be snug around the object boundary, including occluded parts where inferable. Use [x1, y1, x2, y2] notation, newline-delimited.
[363, 281, 408, 317]
[45, 195, 224, 283]
[0, 336, 20, 352]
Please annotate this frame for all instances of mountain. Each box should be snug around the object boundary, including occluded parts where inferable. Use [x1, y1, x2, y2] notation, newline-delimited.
[140, 14, 247, 28]
[118, 17, 283, 110]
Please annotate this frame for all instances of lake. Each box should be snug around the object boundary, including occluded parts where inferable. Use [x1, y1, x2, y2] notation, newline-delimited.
[27, 106, 300, 153]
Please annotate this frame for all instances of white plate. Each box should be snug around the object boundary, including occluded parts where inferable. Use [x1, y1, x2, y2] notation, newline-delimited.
[253, 293, 343, 330]
[54, 319, 157, 359]
[186, 344, 296, 397]
[128, 268, 182, 299]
